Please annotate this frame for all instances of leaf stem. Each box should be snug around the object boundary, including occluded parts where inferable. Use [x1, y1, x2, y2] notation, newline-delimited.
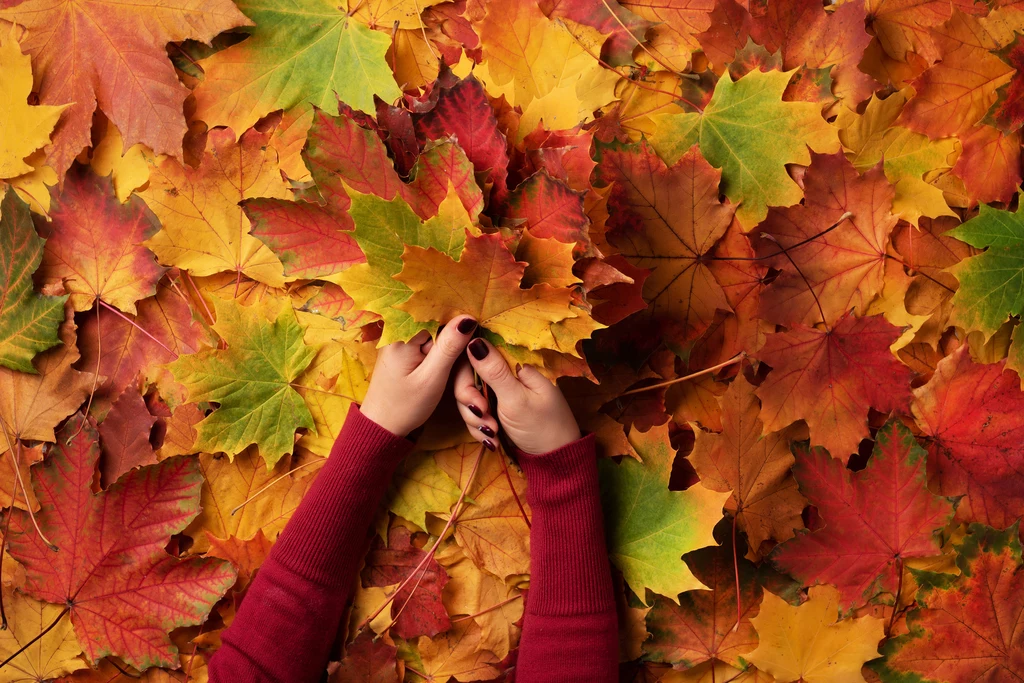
[617, 352, 744, 397]
[0, 606, 68, 669]
[230, 458, 325, 516]
[0, 415, 56, 550]
[98, 300, 176, 356]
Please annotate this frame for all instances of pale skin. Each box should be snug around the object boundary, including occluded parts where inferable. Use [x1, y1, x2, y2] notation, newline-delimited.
[359, 315, 582, 454]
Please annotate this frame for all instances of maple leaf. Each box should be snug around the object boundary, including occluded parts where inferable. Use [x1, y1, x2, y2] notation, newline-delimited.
[0, 27, 66, 181]
[140, 126, 291, 288]
[396, 232, 580, 351]
[36, 169, 165, 315]
[411, 72, 511, 200]
[5, 414, 236, 669]
[348, 0, 446, 28]
[0, 0, 249, 178]
[539, 0, 654, 66]
[362, 525, 452, 640]
[435, 442, 531, 580]
[897, 11, 1014, 139]
[503, 171, 589, 245]
[388, 450, 461, 531]
[749, 0, 877, 106]
[747, 585, 884, 683]
[753, 151, 898, 328]
[648, 68, 840, 228]
[0, 441, 41, 512]
[911, 345, 1024, 528]
[688, 375, 806, 561]
[599, 423, 729, 603]
[755, 313, 914, 462]
[184, 446, 316, 555]
[945, 198, 1024, 338]
[98, 386, 158, 489]
[0, 588, 86, 682]
[772, 420, 954, 611]
[402, 619, 502, 682]
[876, 524, 1024, 683]
[593, 140, 735, 340]
[166, 298, 316, 468]
[333, 631, 400, 683]
[643, 538, 762, 670]
[863, 0, 979, 63]
[193, 0, 401, 134]
[76, 278, 208, 407]
[0, 319, 93, 442]
[985, 33, 1024, 134]
[0, 190, 67, 374]
[835, 90, 958, 226]
[951, 125, 1021, 206]
[435, 541, 523, 660]
[335, 191, 478, 346]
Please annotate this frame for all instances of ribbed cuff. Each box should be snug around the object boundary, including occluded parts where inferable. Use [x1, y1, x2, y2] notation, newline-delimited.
[515, 433, 616, 616]
[270, 405, 414, 587]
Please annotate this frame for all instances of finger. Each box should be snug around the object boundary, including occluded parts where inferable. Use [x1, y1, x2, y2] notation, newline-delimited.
[453, 359, 489, 419]
[382, 329, 432, 369]
[416, 316, 478, 381]
[456, 401, 499, 451]
[517, 364, 554, 393]
[465, 338, 524, 403]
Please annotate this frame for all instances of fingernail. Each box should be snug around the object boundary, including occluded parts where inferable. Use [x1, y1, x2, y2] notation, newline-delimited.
[457, 318, 477, 334]
[469, 338, 489, 360]
[478, 425, 495, 438]
[483, 439, 496, 451]
[468, 404, 483, 418]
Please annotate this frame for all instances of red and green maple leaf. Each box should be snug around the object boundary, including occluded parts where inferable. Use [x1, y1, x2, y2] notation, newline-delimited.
[5, 414, 236, 670]
[772, 420, 954, 611]
[876, 524, 1024, 682]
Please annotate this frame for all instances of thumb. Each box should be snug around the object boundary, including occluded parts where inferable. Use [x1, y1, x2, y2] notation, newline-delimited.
[466, 337, 524, 403]
[517, 364, 555, 393]
[416, 316, 477, 381]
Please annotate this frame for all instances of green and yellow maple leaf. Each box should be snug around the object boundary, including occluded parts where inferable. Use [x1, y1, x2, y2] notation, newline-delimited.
[0, 190, 67, 374]
[193, 0, 402, 134]
[648, 68, 840, 228]
[166, 298, 316, 468]
[599, 423, 729, 604]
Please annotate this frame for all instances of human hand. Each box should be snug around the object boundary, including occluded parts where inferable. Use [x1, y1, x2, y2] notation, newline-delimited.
[359, 317, 478, 437]
[452, 337, 582, 455]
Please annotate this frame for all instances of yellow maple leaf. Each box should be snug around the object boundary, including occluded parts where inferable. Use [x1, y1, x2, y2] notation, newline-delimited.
[747, 585, 884, 683]
[836, 90, 958, 226]
[0, 588, 86, 682]
[141, 126, 291, 287]
[0, 27, 67, 181]
[396, 231, 579, 351]
[89, 120, 158, 203]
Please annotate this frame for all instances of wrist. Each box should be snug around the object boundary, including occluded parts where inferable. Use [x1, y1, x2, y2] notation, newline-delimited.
[358, 401, 409, 437]
[520, 426, 583, 455]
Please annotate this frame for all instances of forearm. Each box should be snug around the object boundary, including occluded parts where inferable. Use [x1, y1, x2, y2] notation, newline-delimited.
[208, 406, 413, 683]
[515, 433, 619, 682]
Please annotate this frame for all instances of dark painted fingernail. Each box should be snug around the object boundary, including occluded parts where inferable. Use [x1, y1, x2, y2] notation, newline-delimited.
[478, 424, 495, 438]
[457, 318, 477, 334]
[483, 439, 496, 451]
[469, 338, 489, 360]
[467, 404, 483, 418]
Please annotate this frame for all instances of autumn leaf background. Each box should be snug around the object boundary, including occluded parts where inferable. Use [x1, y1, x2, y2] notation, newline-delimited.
[1, 0, 1023, 679]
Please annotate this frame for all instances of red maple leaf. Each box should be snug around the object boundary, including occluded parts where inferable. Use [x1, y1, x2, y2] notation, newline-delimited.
[5, 414, 235, 669]
[756, 312, 914, 461]
[911, 345, 1024, 528]
[772, 420, 954, 611]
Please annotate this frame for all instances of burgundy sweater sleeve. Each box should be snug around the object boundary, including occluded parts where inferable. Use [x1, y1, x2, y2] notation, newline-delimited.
[514, 433, 619, 682]
[207, 405, 413, 683]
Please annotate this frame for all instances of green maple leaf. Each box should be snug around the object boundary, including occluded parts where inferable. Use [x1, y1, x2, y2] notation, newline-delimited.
[0, 190, 67, 374]
[599, 423, 729, 605]
[335, 191, 477, 346]
[193, 0, 402, 134]
[947, 197, 1024, 338]
[648, 69, 840, 228]
[167, 298, 315, 468]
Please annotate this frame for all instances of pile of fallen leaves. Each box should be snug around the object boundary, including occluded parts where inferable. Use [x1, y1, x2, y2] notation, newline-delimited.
[0, 0, 1022, 680]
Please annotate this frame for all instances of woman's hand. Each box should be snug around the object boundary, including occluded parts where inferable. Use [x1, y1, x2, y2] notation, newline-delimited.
[359, 317, 478, 437]
[452, 337, 582, 455]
